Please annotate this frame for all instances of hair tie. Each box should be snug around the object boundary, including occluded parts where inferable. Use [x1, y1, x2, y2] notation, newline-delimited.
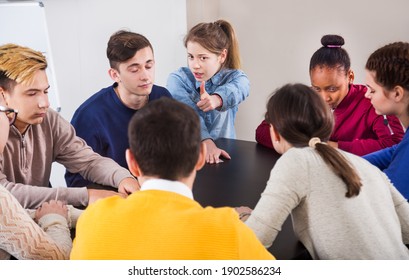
[308, 137, 321, 148]
[326, 45, 342, 48]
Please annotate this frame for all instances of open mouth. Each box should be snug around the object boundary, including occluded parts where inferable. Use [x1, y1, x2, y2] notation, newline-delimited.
[194, 73, 204, 79]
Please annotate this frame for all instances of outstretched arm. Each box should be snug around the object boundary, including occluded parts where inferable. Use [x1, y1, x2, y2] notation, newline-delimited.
[337, 113, 404, 156]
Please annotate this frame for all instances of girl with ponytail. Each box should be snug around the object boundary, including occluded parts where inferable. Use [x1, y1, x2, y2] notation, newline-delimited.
[167, 19, 249, 164]
[241, 83, 409, 259]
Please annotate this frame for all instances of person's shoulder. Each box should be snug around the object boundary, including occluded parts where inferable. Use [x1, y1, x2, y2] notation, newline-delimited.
[174, 66, 191, 75]
[72, 85, 116, 122]
[44, 108, 67, 125]
[169, 67, 194, 80]
[276, 147, 320, 171]
[151, 84, 172, 97]
[351, 84, 368, 93]
[36, 108, 72, 137]
[215, 68, 248, 84]
[347, 84, 374, 111]
[167, 67, 196, 91]
[200, 206, 240, 224]
[350, 84, 370, 102]
[220, 68, 247, 77]
[282, 147, 310, 159]
[80, 195, 125, 219]
[339, 149, 378, 170]
[340, 149, 394, 185]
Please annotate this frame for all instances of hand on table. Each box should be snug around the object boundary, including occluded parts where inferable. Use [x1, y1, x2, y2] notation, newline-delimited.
[196, 81, 222, 112]
[35, 200, 68, 222]
[203, 139, 231, 164]
[118, 177, 140, 195]
[235, 206, 253, 222]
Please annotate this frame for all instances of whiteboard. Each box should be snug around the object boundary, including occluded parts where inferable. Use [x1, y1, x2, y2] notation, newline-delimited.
[0, 1, 61, 112]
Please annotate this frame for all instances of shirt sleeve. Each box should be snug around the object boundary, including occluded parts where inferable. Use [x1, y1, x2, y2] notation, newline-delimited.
[246, 151, 307, 248]
[338, 113, 404, 156]
[213, 71, 250, 112]
[387, 181, 409, 244]
[363, 145, 396, 170]
[383, 138, 409, 199]
[53, 113, 133, 188]
[0, 164, 88, 209]
[0, 187, 72, 260]
[235, 217, 275, 259]
[255, 120, 274, 149]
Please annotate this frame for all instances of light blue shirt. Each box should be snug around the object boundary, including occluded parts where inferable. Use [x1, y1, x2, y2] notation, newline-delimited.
[167, 67, 250, 140]
[141, 178, 193, 199]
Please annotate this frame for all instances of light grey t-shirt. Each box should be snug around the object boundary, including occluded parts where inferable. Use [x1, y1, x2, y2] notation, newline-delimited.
[246, 147, 409, 260]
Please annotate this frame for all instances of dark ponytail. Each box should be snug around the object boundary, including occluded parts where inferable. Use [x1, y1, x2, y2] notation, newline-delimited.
[266, 83, 362, 197]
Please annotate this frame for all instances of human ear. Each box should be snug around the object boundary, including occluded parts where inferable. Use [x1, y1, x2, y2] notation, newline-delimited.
[269, 124, 281, 143]
[0, 87, 5, 102]
[219, 49, 227, 64]
[347, 69, 355, 84]
[125, 149, 142, 177]
[195, 142, 206, 171]
[392, 85, 405, 102]
[108, 68, 121, 83]
[0, 87, 10, 106]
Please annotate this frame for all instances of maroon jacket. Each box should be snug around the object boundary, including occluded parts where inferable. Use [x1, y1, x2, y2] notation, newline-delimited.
[255, 84, 404, 156]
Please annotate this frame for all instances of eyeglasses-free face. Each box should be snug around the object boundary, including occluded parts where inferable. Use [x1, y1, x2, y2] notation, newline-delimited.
[0, 105, 18, 125]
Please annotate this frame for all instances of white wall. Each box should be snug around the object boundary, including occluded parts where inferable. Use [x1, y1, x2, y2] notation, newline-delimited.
[43, 0, 187, 121]
[41, 0, 187, 187]
[187, 0, 409, 141]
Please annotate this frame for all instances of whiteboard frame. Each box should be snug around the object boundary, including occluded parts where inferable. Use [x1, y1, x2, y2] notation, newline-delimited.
[0, 1, 61, 112]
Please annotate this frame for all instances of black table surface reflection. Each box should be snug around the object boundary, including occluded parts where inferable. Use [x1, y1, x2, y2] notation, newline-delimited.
[193, 138, 306, 260]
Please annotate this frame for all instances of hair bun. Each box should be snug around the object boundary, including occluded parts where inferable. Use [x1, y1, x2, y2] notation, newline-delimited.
[321, 34, 345, 48]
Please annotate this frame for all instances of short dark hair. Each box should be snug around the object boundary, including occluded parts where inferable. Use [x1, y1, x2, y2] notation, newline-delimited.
[106, 30, 153, 70]
[309, 34, 351, 73]
[128, 98, 201, 180]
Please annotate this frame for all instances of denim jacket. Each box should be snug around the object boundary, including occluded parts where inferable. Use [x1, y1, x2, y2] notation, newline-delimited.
[167, 67, 250, 140]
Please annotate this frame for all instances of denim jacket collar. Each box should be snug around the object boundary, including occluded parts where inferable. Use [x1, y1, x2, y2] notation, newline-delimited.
[195, 68, 227, 89]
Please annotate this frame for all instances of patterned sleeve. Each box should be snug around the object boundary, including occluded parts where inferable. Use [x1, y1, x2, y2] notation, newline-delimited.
[0, 187, 72, 260]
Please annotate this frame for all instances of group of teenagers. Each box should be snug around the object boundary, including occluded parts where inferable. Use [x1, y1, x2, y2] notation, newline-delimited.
[0, 18, 408, 260]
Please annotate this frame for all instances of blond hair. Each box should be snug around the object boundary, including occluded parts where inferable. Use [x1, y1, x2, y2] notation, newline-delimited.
[0, 44, 47, 88]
